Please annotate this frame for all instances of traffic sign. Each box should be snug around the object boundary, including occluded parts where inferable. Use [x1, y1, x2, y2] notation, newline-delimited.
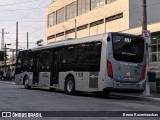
[142, 30, 151, 44]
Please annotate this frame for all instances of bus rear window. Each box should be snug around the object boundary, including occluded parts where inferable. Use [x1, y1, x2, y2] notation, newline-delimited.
[112, 34, 144, 63]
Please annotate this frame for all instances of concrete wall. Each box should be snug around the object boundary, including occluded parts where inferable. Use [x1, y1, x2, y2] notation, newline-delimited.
[122, 22, 160, 35]
[46, 0, 160, 43]
[45, 0, 130, 43]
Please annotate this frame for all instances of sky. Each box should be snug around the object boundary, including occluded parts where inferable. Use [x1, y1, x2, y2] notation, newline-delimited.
[0, 0, 52, 50]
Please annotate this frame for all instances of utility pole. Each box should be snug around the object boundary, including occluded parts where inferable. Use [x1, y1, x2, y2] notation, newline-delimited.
[142, 0, 150, 96]
[27, 32, 29, 49]
[1, 29, 4, 50]
[4, 43, 6, 65]
[1, 29, 9, 50]
[104, 18, 106, 33]
[12, 49, 15, 64]
[75, 19, 77, 38]
[142, 0, 147, 30]
[16, 22, 18, 57]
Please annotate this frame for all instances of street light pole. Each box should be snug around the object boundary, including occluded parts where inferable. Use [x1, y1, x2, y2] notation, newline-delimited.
[142, 0, 150, 96]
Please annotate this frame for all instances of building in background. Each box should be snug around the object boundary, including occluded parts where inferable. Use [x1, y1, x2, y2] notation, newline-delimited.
[45, 0, 160, 74]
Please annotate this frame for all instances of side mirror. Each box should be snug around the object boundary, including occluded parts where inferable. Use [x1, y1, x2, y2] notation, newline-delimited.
[107, 37, 110, 42]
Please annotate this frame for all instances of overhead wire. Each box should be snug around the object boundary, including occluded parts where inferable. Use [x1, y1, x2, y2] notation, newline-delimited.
[0, 0, 40, 7]
[1, 1, 160, 49]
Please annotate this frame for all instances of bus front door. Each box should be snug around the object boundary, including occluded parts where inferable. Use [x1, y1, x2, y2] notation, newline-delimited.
[51, 50, 59, 85]
[33, 53, 40, 85]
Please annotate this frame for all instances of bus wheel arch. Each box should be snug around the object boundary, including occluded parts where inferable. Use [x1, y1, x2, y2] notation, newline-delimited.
[65, 74, 75, 95]
[23, 75, 31, 89]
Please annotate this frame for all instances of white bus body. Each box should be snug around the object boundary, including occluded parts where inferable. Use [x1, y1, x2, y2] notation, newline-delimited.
[15, 32, 146, 95]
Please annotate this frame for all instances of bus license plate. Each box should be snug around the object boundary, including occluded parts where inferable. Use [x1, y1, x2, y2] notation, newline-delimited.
[122, 83, 133, 88]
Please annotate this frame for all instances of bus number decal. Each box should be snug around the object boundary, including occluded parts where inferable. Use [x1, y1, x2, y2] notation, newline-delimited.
[42, 73, 49, 78]
[124, 38, 131, 43]
[77, 72, 83, 78]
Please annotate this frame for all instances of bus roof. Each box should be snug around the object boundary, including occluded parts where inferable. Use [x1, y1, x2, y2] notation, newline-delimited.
[19, 32, 141, 52]
[21, 33, 109, 52]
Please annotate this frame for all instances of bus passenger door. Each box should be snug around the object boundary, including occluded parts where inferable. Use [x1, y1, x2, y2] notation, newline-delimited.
[33, 53, 40, 84]
[35, 50, 51, 87]
[51, 50, 59, 85]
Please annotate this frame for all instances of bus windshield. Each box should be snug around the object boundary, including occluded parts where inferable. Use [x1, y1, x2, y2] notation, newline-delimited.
[112, 33, 144, 63]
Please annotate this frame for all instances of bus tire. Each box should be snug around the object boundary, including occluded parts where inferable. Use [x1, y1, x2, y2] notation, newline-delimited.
[65, 76, 75, 95]
[24, 76, 31, 89]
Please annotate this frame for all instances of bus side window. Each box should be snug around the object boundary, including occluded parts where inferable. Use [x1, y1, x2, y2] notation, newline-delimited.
[28, 53, 34, 71]
[88, 42, 102, 64]
[76, 44, 88, 64]
[39, 50, 51, 70]
[17, 58, 22, 68]
[60, 46, 75, 64]
[15, 52, 23, 74]
[21, 53, 30, 72]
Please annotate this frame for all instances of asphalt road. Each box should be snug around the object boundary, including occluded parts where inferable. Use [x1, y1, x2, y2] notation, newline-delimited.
[0, 83, 160, 120]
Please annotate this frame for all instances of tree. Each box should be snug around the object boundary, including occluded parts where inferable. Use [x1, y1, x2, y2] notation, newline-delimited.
[0, 51, 8, 61]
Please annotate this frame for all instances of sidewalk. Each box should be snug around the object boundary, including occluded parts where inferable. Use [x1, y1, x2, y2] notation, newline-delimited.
[0, 80, 15, 85]
[111, 91, 160, 101]
[146, 92, 160, 101]
[1, 80, 160, 101]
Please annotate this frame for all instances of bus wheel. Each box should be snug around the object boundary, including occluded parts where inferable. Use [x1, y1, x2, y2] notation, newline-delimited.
[24, 76, 31, 89]
[65, 76, 75, 95]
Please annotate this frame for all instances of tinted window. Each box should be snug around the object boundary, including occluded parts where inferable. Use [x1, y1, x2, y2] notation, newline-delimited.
[15, 50, 33, 74]
[76, 42, 102, 64]
[112, 34, 144, 63]
[77, 44, 89, 63]
[39, 50, 51, 70]
[60, 46, 75, 64]
[75, 42, 102, 72]
[88, 42, 102, 64]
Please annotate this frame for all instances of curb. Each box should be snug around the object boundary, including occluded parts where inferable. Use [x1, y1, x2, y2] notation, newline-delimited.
[0, 81, 15, 85]
[111, 93, 160, 102]
[144, 96, 160, 101]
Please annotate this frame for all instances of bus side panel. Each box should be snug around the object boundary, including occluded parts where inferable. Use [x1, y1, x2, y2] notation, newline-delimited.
[74, 72, 88, 91]
[15, 73, 24, 85]
[28, 72, 33, 86]
[15, 72, 32, 85]
[101, 35, 115, 90]
[99, 39, 111, 91]
[58, 71, 76, 90]
[59, 71, 101, 92]
[38, 72, 51, 86]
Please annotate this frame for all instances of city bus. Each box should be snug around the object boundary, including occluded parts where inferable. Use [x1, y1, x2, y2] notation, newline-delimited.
[15, 32, 147, 95]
